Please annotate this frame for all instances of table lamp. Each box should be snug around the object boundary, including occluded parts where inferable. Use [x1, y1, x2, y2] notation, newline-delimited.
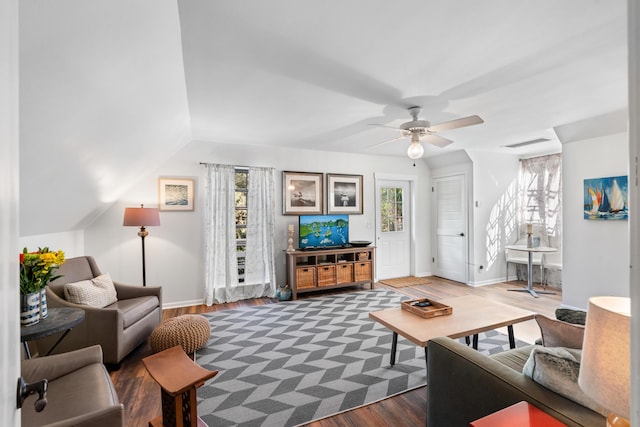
[578, 296, 631, 427]
[123, 204, 160, 286]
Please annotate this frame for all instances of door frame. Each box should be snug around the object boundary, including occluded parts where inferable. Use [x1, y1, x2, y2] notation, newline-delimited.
[374, 173, 418, 281]
[430, 171, 469, 284]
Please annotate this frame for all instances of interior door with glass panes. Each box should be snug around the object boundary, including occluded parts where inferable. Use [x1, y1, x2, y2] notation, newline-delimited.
[376, 180, 411, 280]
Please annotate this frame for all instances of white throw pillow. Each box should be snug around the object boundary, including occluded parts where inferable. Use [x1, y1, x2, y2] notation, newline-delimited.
[64, 273, 118, 308]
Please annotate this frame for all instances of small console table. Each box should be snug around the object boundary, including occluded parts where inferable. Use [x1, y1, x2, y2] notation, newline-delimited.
[286, 246, 375, 299]
[20, 307, 85, 359]
[143, 345, 218, 427]
[471, 401, 567, 426]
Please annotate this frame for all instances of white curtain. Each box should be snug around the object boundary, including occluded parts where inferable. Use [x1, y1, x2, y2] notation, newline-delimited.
[203, 164, 276, 304]
[203, 164, 238, 305]
[244, 167, 276, 298]
[518, 153, 562, 243]
[517, 153, 563, 284]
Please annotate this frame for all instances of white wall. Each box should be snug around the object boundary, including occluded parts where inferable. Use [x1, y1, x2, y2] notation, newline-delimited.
[1, 0, 21, 422]
[562, 132, 629, 309]
[84, 140, 432, 307]
[466, 150, 520, 285]
[18, 230, 85, 258]
[427, 150, 520, 286]
[628, 1, 639, 421]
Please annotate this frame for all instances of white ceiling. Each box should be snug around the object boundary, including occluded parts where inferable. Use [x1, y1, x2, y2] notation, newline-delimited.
[19, 0, 628, 234]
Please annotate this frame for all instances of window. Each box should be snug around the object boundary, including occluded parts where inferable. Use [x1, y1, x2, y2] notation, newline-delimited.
[380, 187, 404, 232]
[235, 169, 248, 282]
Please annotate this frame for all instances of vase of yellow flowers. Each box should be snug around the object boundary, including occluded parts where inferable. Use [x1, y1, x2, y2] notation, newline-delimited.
[19, 247, 65, 326]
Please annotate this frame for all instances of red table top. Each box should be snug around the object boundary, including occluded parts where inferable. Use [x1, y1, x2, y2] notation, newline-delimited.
[470, 401, 567, 427]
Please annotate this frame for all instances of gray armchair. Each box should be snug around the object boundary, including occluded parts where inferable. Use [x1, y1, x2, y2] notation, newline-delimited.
[38, 256, 162, 364]
[21, 345, 124, 427]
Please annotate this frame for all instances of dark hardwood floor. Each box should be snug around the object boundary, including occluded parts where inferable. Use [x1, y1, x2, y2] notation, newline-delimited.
[109, 277, 561, 426]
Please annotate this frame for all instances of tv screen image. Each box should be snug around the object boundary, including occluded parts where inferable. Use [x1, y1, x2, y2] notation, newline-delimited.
[299, 214, 349, 249]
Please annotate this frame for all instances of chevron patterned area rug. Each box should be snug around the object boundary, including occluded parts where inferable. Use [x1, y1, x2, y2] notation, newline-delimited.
[195, 289, 523, 426]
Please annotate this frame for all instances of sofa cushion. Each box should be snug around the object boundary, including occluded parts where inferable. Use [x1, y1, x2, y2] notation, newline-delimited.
[64, 273, 118, 308]
[110, 296, 160, 329]
[522, 346, 606, 416]
[490, 345, 535, 372]
[535, 314, 585, 348]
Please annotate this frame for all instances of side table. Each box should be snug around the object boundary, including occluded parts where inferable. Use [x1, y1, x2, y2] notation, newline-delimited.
[470, 401, 567, 427]
[143, 345, 218, 427]
[20, 307, 85, 359]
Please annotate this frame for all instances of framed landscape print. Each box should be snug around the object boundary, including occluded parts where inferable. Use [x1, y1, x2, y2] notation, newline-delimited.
[327, 173, 363, 214]
[283, 171, 323, 215]
[158, 177, 195, 211]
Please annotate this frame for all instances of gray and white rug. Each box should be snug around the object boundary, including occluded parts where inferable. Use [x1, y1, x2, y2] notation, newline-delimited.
[196, 289, 523, 426]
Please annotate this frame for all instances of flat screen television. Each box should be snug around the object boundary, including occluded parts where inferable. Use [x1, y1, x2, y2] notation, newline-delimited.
[299, 214, 349, 250]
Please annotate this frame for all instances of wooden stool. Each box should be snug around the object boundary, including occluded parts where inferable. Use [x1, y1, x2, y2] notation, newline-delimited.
[142, 345, 218, 427]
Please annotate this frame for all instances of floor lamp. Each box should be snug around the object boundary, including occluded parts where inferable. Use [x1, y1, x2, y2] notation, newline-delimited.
[123, 204, 160, 286]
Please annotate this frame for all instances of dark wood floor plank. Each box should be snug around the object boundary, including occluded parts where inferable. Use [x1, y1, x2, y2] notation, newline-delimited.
[110, 277, 560, 426]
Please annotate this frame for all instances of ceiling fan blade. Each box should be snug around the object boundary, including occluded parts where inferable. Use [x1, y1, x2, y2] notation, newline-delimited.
[368, 134, 408, 149]
[368, 123, 403, 131]
[424, 134, 454, 148]
[428, 115, 484, 132]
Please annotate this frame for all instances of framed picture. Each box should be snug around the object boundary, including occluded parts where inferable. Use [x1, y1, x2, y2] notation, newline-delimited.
[158, 177, 195, 211]
[327, 173, 363, 214]
[283, 171, 323, 215]
[583, 175, 628, 220]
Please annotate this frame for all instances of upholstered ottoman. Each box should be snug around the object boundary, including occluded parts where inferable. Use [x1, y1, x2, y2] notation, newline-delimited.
[149, 314, 211, 355]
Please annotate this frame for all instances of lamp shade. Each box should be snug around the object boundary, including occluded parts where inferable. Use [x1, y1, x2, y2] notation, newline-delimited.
[123, 205, 160, 227]
[578, 296, 631, 419]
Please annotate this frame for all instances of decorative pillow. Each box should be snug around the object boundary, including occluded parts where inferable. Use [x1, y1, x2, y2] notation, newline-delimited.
[555, 308, 587, 325]
[64, 273, 118, 308]
[523, 346, 606, 416]
[535, 314, 585, 348]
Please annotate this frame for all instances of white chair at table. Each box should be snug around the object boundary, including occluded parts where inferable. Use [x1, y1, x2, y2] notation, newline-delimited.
[542, 250, 562, 289]
[505, 238, 544, 284]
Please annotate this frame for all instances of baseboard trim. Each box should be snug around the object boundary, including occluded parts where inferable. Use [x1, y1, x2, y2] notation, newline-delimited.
[162, 299, 205, 310]
[467, 277, 508, 287]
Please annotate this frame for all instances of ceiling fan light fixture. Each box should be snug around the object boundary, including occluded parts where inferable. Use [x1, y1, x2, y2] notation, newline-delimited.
[407, 141, 424, 159]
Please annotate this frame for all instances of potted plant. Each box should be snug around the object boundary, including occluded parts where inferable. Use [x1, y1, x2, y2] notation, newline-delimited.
[19, 247, 65, 326]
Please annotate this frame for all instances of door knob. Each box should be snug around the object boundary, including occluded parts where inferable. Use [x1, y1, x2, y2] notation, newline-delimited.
[459, 233, 465, 237]
[17, 377, 48, 412]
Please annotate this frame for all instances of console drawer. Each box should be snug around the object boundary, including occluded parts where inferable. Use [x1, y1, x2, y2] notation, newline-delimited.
[336, 263, 353, 284]
[296, 267, 316, 289]
[354, 261, 372, 281]
[317, 265, 337, 286]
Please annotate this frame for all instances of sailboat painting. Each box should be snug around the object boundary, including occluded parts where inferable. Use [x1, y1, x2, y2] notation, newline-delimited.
[584, 175, 628, 220]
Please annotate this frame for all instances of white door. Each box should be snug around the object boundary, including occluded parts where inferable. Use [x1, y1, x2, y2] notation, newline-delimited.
[432, 174, 467, 283]
[376, 180, 411, 280]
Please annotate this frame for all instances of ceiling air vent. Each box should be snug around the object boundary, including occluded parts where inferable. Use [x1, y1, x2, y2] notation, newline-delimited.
[503, 138, 550, 148]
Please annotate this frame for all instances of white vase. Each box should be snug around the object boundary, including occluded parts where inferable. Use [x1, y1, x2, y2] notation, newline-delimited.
[40, 288, 48, 319]
[20, 291, 41, 326]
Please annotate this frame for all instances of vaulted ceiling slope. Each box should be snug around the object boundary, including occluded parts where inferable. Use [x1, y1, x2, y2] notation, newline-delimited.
[19, 0, 628, 235]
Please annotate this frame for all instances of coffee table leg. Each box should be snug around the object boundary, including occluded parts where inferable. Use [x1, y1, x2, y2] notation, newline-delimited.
[390, 332, 398, 366]
[472, 334, 479, 350]
[508, 325, 515, 349]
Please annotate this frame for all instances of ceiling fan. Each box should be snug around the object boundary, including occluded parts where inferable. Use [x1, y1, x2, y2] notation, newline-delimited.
[370, 106, 484, 159]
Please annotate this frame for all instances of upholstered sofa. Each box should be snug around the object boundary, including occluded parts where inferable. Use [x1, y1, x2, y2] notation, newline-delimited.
[38, 256, 162, 364]
[426, 314, 606, 427]
[21, 345, 124, 426]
